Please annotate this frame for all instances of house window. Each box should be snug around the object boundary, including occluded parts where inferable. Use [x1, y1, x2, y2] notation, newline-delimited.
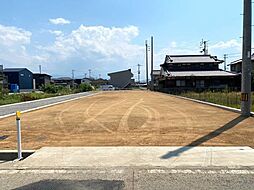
[20, 74, 24, 77]
[176, 80, 186, 87]
[196, 80, 205, 88]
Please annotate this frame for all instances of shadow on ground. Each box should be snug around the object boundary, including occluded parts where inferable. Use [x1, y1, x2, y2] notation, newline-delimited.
[0, 135, 9, 141]
[13, 179, 125, 190]
[0, 152, 34, 162]
[161, 115, 247, 159]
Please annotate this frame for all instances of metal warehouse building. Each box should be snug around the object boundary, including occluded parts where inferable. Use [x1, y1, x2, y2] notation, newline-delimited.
[4, 68, 33, 90]
[108, 69, 134, 89]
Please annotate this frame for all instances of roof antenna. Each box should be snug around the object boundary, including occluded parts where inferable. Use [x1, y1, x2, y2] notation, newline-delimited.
[200, 39, 209, 55]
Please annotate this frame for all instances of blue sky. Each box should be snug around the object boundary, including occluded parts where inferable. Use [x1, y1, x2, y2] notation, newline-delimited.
[0, 0, 249, 80]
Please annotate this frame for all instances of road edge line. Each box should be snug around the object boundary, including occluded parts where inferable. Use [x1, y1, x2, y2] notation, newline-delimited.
[0, 92, 101, 119]
[0, 92, 93, 108]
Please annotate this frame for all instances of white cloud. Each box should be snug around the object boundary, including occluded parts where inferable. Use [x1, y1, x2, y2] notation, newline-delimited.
[154, 41, 200, 69]
[3, 23, 242, 78]
[154, 39, 242, 71]
[49, 18, 71, 25]
[0, 24, 36, 67]
[170, 41, 177, 48]
[49, 30, 63, 36]
[42, 25, 142, 62]
[210, 39, 241, 51]
[0, 24, 31, 46]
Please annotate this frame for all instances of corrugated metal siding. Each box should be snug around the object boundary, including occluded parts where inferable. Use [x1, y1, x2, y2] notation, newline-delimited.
[19, 69, 33, 89]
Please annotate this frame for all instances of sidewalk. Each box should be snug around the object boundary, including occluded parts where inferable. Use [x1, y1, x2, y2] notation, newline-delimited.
[11, 146, 254, 169]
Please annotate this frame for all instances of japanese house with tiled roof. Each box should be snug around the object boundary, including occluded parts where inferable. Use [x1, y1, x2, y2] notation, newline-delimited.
[154, 55, 240, 92]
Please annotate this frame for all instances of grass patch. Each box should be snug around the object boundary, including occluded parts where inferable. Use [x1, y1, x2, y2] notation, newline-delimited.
[178, 91, 254, 112]
[0, 83, 94, 106]
[0, 93, 57, 106]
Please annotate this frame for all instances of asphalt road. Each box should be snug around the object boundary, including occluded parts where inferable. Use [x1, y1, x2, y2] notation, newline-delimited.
[0, 92, 93, 117]
[1, 168, 254, 190]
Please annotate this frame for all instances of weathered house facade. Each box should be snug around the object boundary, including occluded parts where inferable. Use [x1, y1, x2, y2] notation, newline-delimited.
[52, 77, 73, 88]
[33, 73, 52, 89]
[229, 54, 254, 90]
[230, 54, 254, 73]
[156, 55, 240, 92]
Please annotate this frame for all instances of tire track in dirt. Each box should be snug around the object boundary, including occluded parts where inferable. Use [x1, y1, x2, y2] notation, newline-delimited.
[54, 101, 81, 127]
[168, 106, 193, 126]
[82, 98, 130, 143]
[81, 100, 115, 133]
[83, 99, 127, 133]
[139, 105, 161, 129]
[84, 99, 127, 123]
[82, 100, 115, 133]
[131, 105, 161, 145]
[54, 101, 83, 135]
[84, 100, 99, 117]
[118, 98, 144, 132]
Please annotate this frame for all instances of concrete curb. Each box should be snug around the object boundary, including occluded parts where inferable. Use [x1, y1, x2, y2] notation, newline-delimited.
[0, 92, 100, 119]
[168, 93, 254, 116]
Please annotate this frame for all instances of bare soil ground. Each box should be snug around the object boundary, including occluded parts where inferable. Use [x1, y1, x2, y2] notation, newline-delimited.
[0, 91, 254, 150]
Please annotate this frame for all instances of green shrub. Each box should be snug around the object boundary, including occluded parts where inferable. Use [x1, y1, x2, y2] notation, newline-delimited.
[41, 84, 58, 93]
[78, 83, 93, 92]
[20, 93, 37, 101]
[57, 86, 72, 95]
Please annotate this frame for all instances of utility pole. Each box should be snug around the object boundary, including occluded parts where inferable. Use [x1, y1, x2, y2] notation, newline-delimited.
[39, 65, 42, 74]
[0, 65, 3, 93]
[223, 54, 228, 71]
[72, 70, 75, 79]
[72, 70, 75, 87]
[241, 0, 252, 116]
[137, 64, 142, 84]
[150, 36, 154, 90]
[88, 69, 91, 78]
[145, 40, 149, 89]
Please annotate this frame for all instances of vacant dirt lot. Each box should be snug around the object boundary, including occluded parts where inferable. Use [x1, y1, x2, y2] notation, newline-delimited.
[0, 91, 254, 149]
